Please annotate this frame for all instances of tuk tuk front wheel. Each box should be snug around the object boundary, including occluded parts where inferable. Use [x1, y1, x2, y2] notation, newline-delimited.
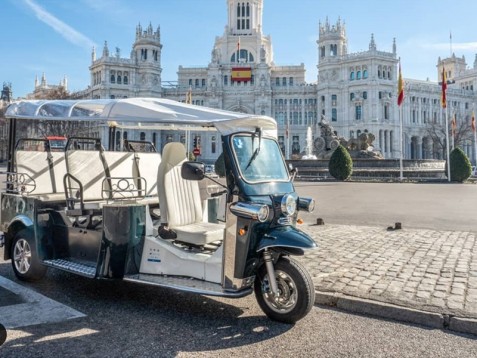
[254, 257, 315, 324]
[11, 229, 47, 281]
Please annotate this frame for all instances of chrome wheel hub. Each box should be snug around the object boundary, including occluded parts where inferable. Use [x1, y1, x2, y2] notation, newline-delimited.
[262, 270, 297, 313]
[13, 238, 31, 274]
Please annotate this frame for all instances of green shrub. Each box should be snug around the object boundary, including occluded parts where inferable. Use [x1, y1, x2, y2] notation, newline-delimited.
[328, 145, 353, 181]
[215, 152, 226, 177]
[448, 147, 471, 182]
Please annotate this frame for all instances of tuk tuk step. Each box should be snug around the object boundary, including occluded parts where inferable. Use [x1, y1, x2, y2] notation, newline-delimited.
[123, 273, 252, 298]
[43, 259, 96, 278]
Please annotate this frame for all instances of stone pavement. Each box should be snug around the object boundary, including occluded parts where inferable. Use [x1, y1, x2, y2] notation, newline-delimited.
[299, 224, 477, 335]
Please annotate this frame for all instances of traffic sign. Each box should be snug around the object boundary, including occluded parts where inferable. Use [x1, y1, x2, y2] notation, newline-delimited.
[193, 148, 201, 156]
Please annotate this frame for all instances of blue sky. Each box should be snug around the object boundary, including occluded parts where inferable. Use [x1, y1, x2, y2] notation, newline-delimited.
[2, 0, 477, 99]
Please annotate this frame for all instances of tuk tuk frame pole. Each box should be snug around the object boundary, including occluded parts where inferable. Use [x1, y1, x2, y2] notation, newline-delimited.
[445, 107, 451, 182]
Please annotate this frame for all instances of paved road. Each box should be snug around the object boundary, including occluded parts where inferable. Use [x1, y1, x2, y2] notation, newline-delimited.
[0, 264, 476, 357]
[295, 181, 477, 232]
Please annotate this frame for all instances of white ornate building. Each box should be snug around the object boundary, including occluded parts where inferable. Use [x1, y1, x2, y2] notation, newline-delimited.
[31, 0, 477, 164]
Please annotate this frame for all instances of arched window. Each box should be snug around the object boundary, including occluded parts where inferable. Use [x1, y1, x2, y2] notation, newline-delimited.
[350, 72, 355, 80]
[117, 72, 122, 84]
[363, 70, 368, 79]
[110, 70, 116, 83]
[140, 132, 146, 141]
[378, 66, 382, 79]
[282, 77, 287, 86]
[357, 71, 361, 80]
[350, 93, 355, 101]
[289, 77, 294, 86]
[223, 75, 228, 85]
[123, 73, 128, 85]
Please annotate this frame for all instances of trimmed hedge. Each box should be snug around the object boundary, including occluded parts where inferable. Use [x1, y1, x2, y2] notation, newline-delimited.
[448, 147, 472, 182]
[328, 145, 353, 181]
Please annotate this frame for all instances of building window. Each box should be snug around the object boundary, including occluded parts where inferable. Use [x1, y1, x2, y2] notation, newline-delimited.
[195, 79, 199, 87]
[282, 77, 287, 86]
[350, 72, 355, 81]
[224, 75, 228, 85]
[355, 105, 362, 120]
[202, 79, 206, 87]
[276, 78, 280, 86]
[289, 77, 293, 86]
[117, 73, 122, 84]
[332, 94, 337, 106]
[140, 132, 146, 141]
[357, 71, 361, 80]
[332, 108, 337, 122]
[363, 91, 367, 99]
[110, 70, 116, 84]
[124, 73, 128, 85]
[350, 93, 355, 101]
[363, 70, 368, 79]
[384, 104, 389, 120]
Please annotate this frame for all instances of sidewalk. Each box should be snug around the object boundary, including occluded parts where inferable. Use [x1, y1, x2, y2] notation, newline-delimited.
[300, 224, 477, 335]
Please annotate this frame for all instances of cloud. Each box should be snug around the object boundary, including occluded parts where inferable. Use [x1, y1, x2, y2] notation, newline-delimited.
[23, 0, 96, 50]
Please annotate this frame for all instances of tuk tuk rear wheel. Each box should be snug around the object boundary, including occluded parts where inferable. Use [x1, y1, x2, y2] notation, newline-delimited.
[254, 257, 315, 324]
[11, 229, 47, 281]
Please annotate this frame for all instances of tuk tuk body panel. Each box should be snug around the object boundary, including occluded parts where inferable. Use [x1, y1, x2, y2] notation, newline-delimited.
[98, 204, 147, 279]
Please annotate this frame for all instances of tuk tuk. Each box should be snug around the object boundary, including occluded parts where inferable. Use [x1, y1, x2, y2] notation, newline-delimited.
[0, 98, 316, 323]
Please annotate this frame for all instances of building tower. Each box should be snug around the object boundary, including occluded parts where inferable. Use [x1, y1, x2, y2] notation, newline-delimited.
[133, 23, 163, 96]
[317, 17, 347, 64]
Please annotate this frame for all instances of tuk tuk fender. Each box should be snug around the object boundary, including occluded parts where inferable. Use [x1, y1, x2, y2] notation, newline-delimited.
[257, 226, 317, 255]
[3, 215, 34, 260]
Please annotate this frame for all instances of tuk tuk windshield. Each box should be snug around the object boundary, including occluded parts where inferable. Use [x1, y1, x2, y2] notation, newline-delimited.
[232, 135, 289, 183]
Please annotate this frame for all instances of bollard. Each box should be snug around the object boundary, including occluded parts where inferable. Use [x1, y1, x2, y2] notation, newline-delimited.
[316, 218, 324, 225]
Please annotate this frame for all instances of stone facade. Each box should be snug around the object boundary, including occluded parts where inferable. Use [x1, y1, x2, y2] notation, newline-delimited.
[28, 0, 477, 164]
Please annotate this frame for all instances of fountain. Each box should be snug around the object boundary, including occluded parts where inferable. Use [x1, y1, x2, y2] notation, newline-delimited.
[301, 126, 317, 159]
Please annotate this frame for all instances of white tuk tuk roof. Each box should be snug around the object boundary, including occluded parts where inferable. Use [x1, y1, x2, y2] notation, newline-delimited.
[5, 98, 277, 137]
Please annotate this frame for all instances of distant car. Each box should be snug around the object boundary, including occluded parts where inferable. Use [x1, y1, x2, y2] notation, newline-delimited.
[205, 164, 218, 178]
[472, 166, 477, 177]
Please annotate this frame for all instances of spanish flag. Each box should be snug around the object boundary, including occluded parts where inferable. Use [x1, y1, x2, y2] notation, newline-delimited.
[231, 67, 252, 82]
[441, 67, 447, 109]
[397, 61, 404, 106]
[186, 86, 192, 104]
[451, 113, 457, 137]
[472, 111, 476, 133]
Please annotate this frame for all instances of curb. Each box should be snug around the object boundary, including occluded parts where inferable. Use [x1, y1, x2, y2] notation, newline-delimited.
[314, 290, 477, 336]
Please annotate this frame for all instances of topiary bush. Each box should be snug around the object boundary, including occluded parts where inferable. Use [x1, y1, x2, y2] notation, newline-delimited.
[215, 152, 226, 177]
[448, 147, 472, 182]
[328, 145, 353, 181]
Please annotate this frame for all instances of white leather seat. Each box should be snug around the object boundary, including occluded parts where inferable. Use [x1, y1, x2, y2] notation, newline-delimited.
[157, 142, 224, 246]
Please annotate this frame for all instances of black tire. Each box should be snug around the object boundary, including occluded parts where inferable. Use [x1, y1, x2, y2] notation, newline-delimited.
[10, 228, 47, 281]
[254, 257, 315, 324]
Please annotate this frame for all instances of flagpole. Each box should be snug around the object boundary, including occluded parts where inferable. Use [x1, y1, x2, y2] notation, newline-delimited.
[399, 105, 403, 181]
[445, 107, 451, 181]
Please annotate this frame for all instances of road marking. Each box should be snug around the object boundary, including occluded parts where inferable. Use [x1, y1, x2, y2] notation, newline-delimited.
[0, 276, 85, 329]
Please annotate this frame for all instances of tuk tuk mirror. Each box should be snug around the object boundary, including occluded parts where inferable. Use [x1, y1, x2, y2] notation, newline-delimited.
[181, 161, 205, 181]
[288, 163, 298, 181]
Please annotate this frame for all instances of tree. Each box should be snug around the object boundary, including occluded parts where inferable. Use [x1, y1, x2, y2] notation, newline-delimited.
[328, 145, 353, 181]
[425, 116, 473, 159]
[447, 147, 472, 182]
[215, 152, 225, 177]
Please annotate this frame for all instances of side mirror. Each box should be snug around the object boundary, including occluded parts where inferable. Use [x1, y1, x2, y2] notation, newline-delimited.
[288, 163, 297, 175]
[288, 163, 298, 181]
[181, 161, 205, 181]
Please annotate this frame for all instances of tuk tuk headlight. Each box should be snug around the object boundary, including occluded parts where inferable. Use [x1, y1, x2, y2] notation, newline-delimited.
[298, 197, 315, 213]
[230, 202, 270, 223]
[257, 205, 270, 223]
[281, 193, 297, 216]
